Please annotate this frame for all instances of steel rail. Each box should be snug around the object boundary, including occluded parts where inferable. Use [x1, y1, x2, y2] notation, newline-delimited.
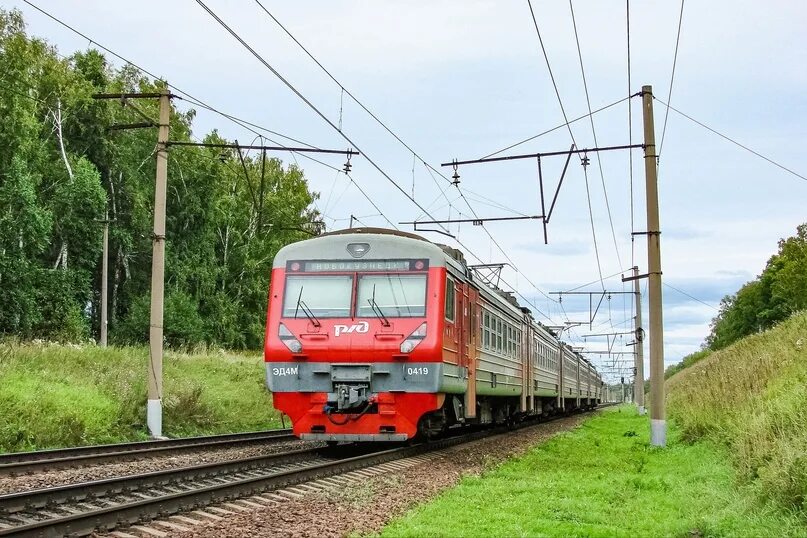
[0, 429, 294, 474]
[0, 407, 609, 537]
[0, 445, 333, 536]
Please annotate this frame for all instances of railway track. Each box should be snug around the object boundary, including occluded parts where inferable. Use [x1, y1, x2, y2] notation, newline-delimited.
[0, 442, 399, 537]
[0, 429, 294, 475]
[0, 408, 604, 537]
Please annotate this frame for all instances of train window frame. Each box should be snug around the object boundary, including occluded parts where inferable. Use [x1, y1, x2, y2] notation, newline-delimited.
[445, 277, 455, 322]
[516, 328, 522, 359]
[281, 273, 355, 319]
[482, 311, 490, 350]
[355, 273, 428, 318]
[506, 325, 512, 357]
[496, 318, 503, 354]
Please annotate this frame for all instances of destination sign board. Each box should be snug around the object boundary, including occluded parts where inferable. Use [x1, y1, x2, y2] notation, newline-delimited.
[286, 259, 429, 272]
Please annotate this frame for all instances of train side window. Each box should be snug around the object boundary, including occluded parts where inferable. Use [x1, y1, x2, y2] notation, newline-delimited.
[516, 329, 522, 359]
[482, 311, 489, 350]
[506, 325, 512, 357]
[496, 318, 503, 354]
[445, 277, 455, 322]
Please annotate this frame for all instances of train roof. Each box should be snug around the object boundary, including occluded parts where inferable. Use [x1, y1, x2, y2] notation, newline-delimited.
[272, 227, 447, 269]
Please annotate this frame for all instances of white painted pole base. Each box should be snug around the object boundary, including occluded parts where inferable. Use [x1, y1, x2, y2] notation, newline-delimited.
[147, 399, 163, 438]
[638, 406, 646, 416]
[650, 419, 667, 447]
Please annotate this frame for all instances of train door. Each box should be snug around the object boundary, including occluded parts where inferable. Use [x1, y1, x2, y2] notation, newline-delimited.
[526, 326, 534, 412]
[464, 285, 478, 418]
[443, 275, 458, 363]
[558, 349, 565, 411]
[520, 322, 529, 413]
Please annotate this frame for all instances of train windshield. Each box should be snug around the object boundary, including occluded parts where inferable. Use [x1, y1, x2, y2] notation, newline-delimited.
[282, 275, 352, 318]
[356, 274, 427, 318]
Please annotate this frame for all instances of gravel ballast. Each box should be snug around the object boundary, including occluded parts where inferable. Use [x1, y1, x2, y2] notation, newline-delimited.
[155, 413, 596, 538]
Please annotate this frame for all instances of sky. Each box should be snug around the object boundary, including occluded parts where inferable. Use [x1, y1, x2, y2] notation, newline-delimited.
[9, 0, 807, 382]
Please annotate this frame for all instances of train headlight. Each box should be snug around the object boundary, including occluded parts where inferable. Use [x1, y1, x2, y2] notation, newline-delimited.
[279, 323, 303, 353]
[400, 322, 427, 353]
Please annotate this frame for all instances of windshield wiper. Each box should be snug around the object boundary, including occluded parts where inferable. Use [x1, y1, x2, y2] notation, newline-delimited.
[294, 287, 321, 327]
[367, 284, 391, 327]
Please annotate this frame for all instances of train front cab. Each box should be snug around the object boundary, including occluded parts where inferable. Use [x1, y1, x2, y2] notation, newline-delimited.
[265, 230, 454, 442]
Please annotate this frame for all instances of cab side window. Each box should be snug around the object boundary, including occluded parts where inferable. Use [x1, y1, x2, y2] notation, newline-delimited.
[445, 277, 455, 321]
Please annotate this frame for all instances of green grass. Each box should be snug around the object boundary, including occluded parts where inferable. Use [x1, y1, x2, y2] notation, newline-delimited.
[667, 311, 807, 512]
[0, 342, 282, 452]
[381, 407, 805, 538]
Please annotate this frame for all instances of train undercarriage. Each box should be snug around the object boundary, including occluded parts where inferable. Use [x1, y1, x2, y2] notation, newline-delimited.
[415, 393, 600, 439]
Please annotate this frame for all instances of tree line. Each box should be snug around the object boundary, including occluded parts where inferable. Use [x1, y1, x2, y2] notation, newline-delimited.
[666, 222, 806, 377]
[0, 10, 322, 349]
[706, 223, 806, 349]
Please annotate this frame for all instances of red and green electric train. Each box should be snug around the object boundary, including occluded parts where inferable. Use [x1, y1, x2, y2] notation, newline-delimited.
[264, 228, 604, 441]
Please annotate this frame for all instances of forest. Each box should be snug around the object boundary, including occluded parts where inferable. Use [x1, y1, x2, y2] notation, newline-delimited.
[0, 10, 322, 349]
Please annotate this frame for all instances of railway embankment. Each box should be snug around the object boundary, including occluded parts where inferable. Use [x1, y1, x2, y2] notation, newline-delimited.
[381, 407, 804, 537]
[0, 343, 282, 452]
[667, 310, 807, 514]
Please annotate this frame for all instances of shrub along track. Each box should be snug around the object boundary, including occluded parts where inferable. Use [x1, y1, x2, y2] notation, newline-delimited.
[0, 409, 604, 537]
[0, 429, 294, 475]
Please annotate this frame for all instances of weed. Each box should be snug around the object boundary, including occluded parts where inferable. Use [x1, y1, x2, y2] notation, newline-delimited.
[667, 311, 807, 512]
[0, 343, 282, 451]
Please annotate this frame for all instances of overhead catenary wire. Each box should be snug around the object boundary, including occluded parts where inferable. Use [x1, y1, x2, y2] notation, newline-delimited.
[655, 97, 807, 183]
[626, 0, 636, 272]
[195, 0, 451, 233]
[21, 1, 337, 169]
[525, 0, 606, 294]
[253, 0, 560, 309]
[16, 0, 565, 329]
[663, 282, 719, 311]
[251, 0, 466, 224]
[20, 0, 398, 238]
[253, 0, 457, 194]
[658, 0, 686, 160]
[568, 0, 623, 270]
[23, 0, 629, 326]
[248, 1, 570, 316]
[525, 0, 578, 147]
[201, 1, 560, 321]
[481, 96, 632, 160]
[345, 174, 398, 230]
[626, 0, 636, 331]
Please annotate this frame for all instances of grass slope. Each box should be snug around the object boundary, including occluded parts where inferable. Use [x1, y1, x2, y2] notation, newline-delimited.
[667, 311, 807, 512]
[382, 408, 804, 538]
[0, 343, 281, 452]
